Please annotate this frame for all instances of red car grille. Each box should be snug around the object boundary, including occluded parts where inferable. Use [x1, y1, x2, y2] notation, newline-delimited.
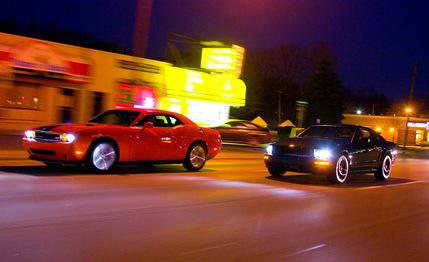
[35, 131, 61, 142]
[30, 149, 56, 156]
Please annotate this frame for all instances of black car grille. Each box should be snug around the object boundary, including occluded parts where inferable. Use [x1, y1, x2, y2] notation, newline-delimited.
[30, 149, 56, 156]
[275, 145, 312, 156]
[35, 131, 61, 142]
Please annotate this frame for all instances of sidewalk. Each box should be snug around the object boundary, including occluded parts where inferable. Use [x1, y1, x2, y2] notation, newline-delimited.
[0, 132, 27, 160]
[398, 146, 429, 159]
[0, 150, 28, 160]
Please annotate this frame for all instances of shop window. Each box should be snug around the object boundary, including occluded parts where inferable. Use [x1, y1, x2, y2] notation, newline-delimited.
[63, 89, 74, 96]
[416, 130, 424, 145]
[0, 82, 41, 109]
[61, 106, 72, 123]
[93, 92, 104, 116]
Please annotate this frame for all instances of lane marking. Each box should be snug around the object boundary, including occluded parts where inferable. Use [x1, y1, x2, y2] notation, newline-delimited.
[355, 180, 426, 190]
[179, 242, 236, 256]
[286, 244, 326, 257]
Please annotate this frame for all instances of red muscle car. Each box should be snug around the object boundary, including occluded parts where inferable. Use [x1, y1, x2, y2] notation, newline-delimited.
[22, 108, 221, 172]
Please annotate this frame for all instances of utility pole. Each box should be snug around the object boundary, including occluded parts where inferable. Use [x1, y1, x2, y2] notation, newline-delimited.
[132, 0, 153, 57]
[277, 90, 282, 124]
[403, 63, 418, 147]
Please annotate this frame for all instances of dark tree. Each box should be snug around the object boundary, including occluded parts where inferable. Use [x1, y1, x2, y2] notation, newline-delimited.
[241, 45, 309, 125]
[303, 59, 346, 126]
[344, 87, 391, 115]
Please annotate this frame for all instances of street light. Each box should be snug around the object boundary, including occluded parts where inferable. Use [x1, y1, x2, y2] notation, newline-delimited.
[403, 106, 412, 148]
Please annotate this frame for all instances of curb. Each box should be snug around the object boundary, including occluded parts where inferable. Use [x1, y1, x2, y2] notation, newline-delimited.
[0, 150, 28, 160]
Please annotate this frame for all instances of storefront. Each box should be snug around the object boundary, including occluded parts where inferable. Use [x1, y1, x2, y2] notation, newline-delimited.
[0, 32, 246, 131]
[342, 114, 429, 146]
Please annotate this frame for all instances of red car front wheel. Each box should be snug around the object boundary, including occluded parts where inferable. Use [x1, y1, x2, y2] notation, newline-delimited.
[88, 141, 118, 172]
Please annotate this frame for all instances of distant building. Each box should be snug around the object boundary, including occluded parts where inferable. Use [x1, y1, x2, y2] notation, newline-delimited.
[0, 32, 246, 131]
[342, 114, 429, 146]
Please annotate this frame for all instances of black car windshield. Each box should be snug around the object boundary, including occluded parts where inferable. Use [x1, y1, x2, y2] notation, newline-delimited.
[88, 110, 140, 126]
[298, 126, 356, 141]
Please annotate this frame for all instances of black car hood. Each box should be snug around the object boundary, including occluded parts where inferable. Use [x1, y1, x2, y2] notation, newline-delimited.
[276, 137, 350, 149]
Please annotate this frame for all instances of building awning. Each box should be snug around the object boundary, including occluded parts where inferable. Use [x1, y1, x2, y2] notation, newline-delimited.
[251, 116, 268, 128]
[279, 119, 295, 127]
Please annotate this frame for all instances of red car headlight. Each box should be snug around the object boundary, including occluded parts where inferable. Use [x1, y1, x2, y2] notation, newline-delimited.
[60, 133, 76, 143]
[24, 130, 36, 141]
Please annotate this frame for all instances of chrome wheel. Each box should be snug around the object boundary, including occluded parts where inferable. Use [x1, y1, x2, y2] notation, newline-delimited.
[329, 155, 349, 183]
[382, 156, 392, 178]
[183, 144, 207, 171]
[190, 145, 206, 169]
[375, 155, 392, 180]
[92, 143, 117, 171]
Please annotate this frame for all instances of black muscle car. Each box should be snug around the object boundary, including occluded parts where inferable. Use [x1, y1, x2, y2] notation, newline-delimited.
[264, 124, 397, 183]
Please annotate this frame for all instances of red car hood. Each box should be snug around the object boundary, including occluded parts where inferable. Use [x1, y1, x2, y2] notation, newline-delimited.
[34, 123, 113, 133]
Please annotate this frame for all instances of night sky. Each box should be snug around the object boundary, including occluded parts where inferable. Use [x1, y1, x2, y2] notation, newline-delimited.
[1, 0, 429, 99]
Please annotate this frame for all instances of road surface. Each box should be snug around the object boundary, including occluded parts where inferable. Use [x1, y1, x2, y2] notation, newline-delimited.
[0, 146, 428, 261]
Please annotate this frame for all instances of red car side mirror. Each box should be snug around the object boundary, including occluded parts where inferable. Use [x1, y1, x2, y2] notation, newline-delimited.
[143, 122, 154, 129]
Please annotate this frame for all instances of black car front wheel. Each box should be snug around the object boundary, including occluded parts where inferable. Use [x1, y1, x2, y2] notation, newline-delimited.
[374, 155, 392, 180]
[267, 164, 286, 176]
[328, 155, 349, 184]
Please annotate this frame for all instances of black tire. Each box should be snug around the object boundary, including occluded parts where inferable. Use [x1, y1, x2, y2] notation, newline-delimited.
[374, 155, 392, 180]
[87, 141, 118, 172]
[328, 155, 349, 184]
[183, 143, 207, 171]
[267, 164, 286, 176]
[43, 162, 63, 168]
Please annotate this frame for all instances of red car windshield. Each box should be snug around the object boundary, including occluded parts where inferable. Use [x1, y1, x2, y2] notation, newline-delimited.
[88, 110, 140, 126]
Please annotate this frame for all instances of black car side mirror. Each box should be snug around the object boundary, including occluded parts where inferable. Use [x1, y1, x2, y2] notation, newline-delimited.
[143, 122, 154, 129]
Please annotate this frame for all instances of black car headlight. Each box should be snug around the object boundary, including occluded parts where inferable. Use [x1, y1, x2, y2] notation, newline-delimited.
[266, 145, 274, 155]
[313, 149, 332, 161]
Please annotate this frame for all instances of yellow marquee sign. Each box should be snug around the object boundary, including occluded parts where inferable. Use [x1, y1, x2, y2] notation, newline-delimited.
[164, 66, 246, 106]
[200, 45, 245, 77]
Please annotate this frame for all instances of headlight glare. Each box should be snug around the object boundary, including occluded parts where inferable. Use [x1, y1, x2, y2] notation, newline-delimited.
[313, 149, 332, 160]
[60, 133, 76, 143]
[25, 130, 36, 140]
[266, 145, 273, 155]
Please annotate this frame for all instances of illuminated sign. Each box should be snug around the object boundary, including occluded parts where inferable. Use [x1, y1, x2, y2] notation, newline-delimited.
[115, 83, 157, 109]
[407, 122, 429, 130]
[117, 59, 161, 74]
[200, 45, 245, 77]
[164, 66, 246, 106]
[159, 97, 230, 126]
[0, 40, 90, 82]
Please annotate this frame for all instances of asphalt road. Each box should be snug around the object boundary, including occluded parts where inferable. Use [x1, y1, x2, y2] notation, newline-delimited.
[0, 145, 429, 261]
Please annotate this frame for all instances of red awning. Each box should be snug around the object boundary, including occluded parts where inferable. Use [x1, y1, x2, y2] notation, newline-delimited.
[0, 51, 11, 62]
[68, 61, 89, 76]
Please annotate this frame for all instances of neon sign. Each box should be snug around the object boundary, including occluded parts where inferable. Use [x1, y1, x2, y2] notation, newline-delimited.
[115, 83, 157, 109]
